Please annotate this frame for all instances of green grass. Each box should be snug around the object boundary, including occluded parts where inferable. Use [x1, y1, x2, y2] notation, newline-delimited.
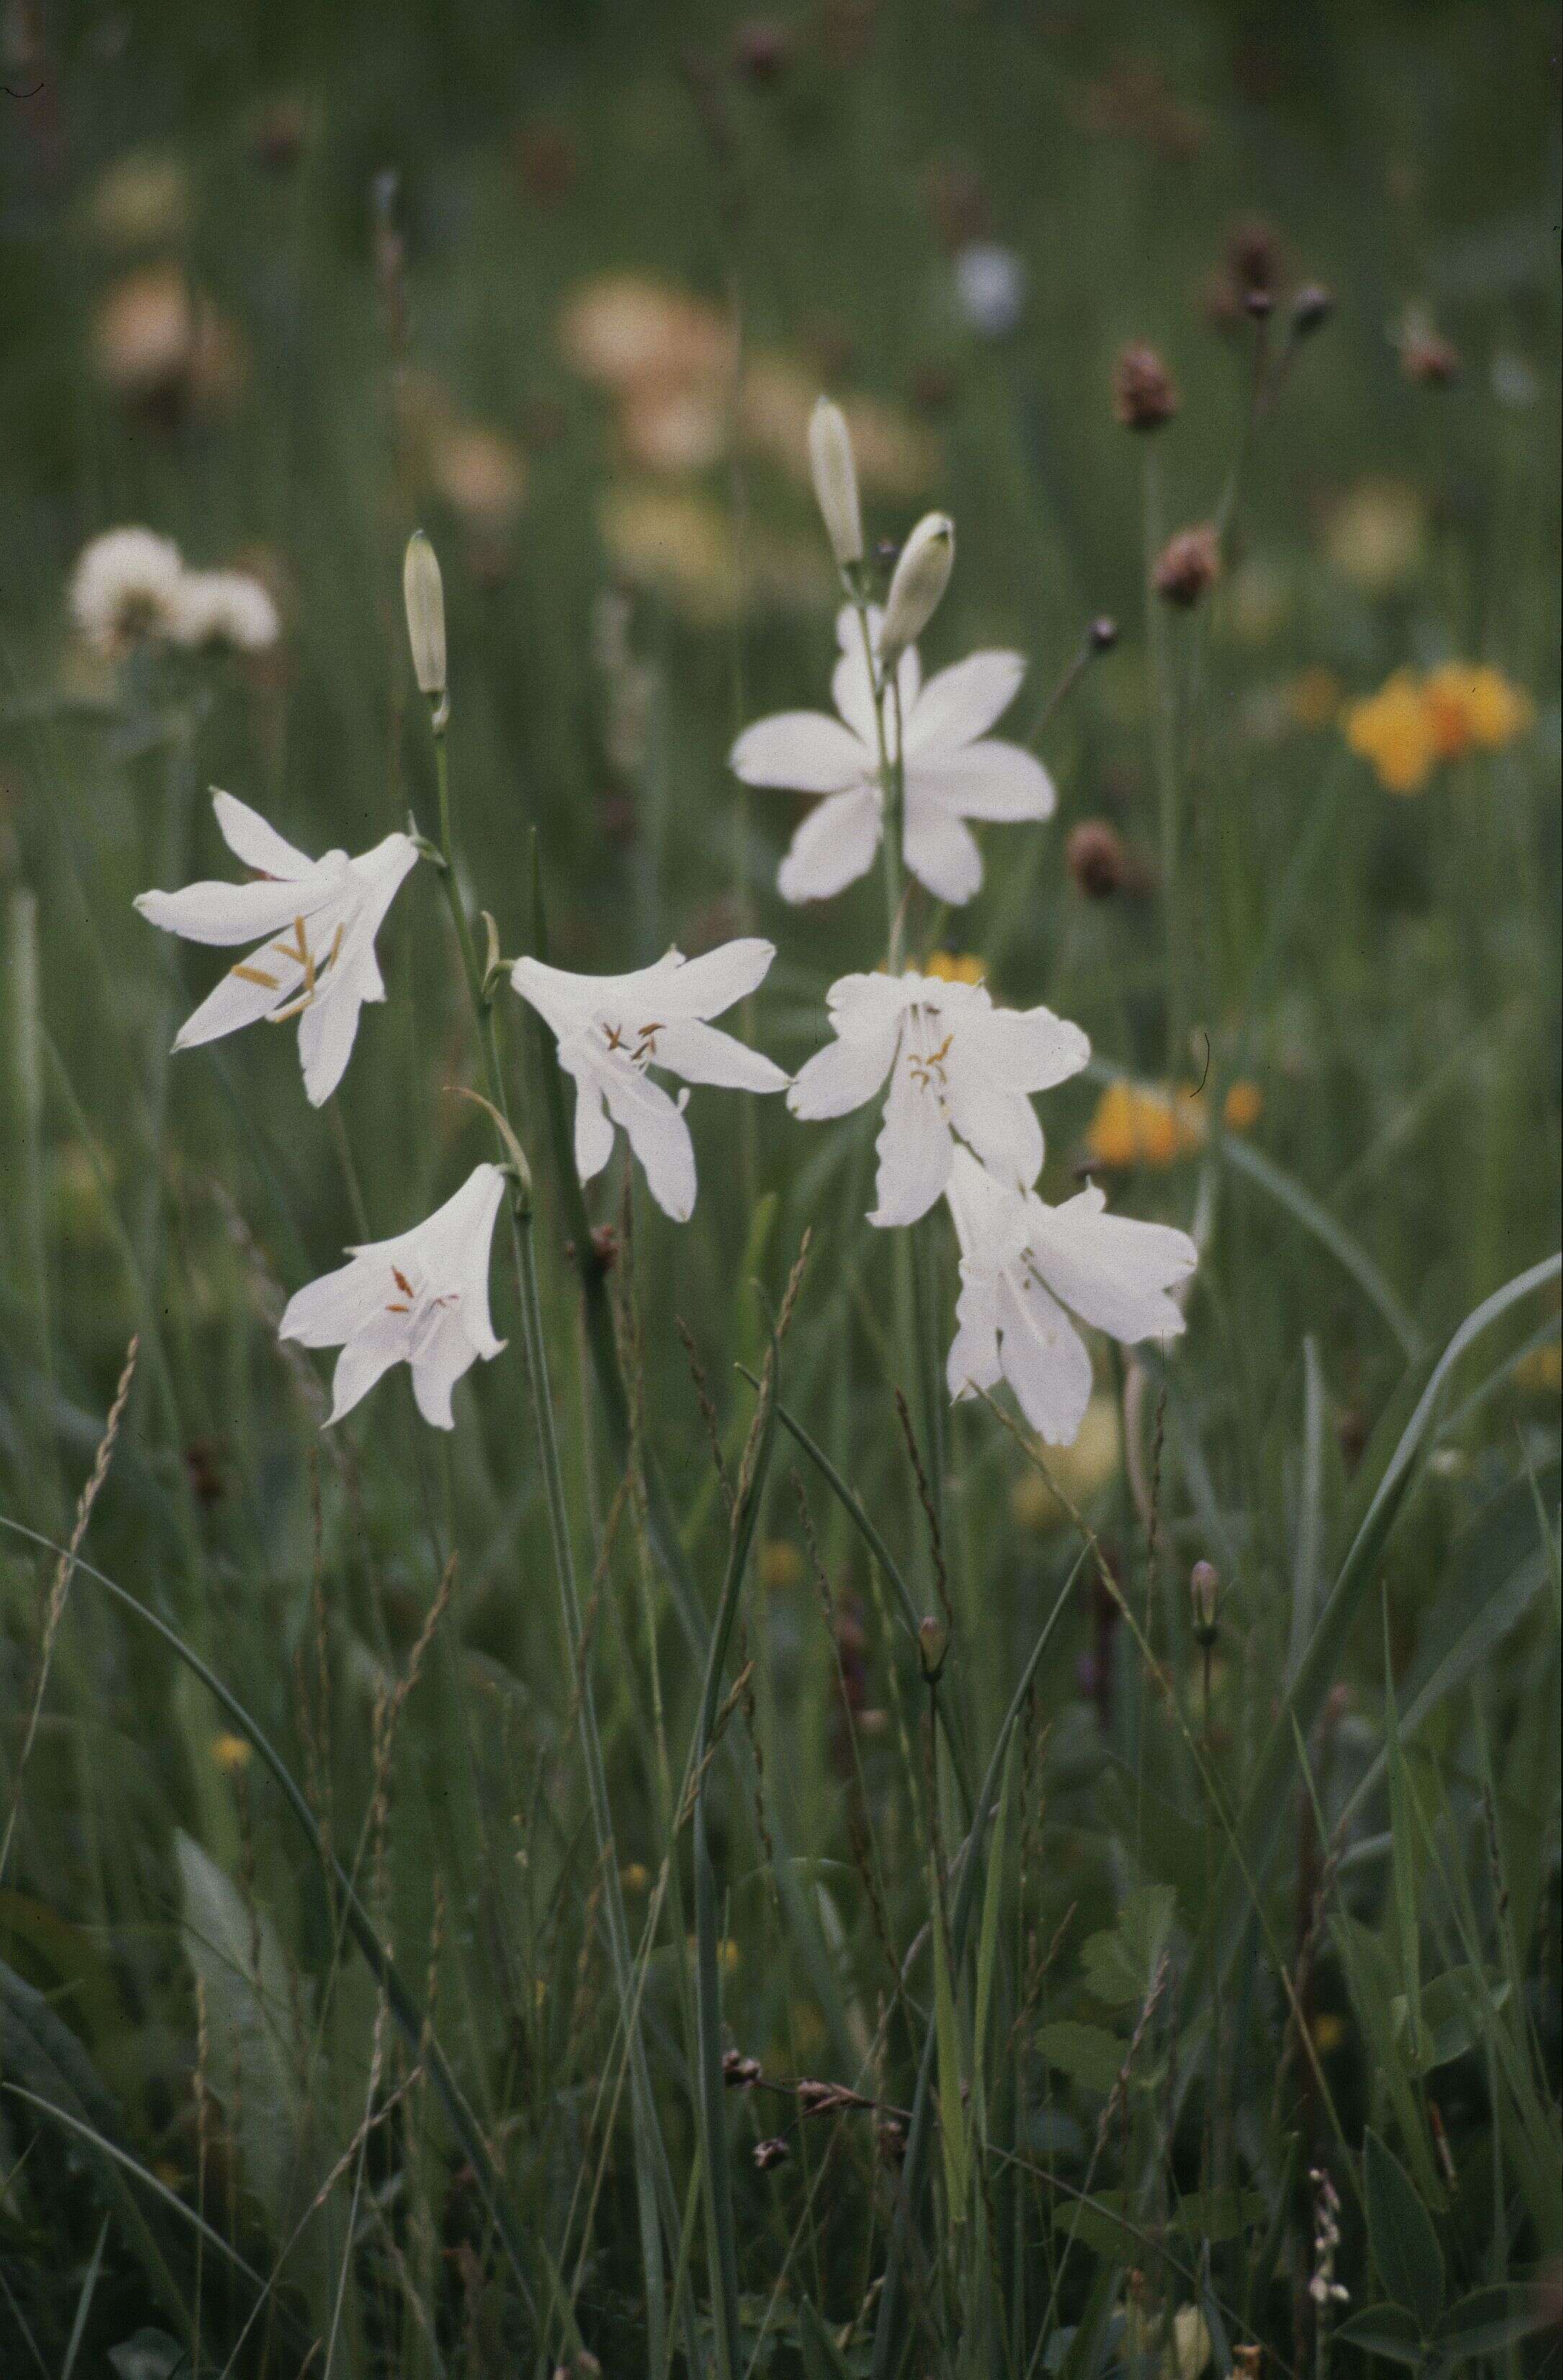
[1, 4, 1559, 2374]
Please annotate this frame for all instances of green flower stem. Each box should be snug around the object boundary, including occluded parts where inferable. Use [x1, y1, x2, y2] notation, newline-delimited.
[426, 706, 675, 2372]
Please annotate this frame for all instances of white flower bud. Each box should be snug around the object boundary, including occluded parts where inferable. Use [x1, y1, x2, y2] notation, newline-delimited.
[807, 397, 863, 570]
[879, 513, 954, 661]
[403, 530, 447, 698]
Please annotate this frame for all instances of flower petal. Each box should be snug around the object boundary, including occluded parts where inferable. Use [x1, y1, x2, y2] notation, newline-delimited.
[351, 831, 421, 930]
[944, 1147, 1031, 1270]
[994, 1269, 1093, 1444]
[135, 860, 347, 948]
[597, 1057, 699, 1221]
[653, 1016, 789, 1091]
[569, 1064, 617, 1183]
[946, 1269, 1003, 1402]
[212, 789, 315, 880]
[729, 709, 869, 794]
[788, 1003, 900, 1121]
[901, 801, 983, 903]
[976, 1003, 1090, 1094]
[944, 1059, 1044, 1189]
[658, 936, 776, 1021]
[328, 1314, 408, 1425]
[296, 972, 367, 1106]
[869, 1046, 952, 1227]
[171, 947, 305, 1050]
[904, 651, 1025, 755]
[1026, 1185, 1196, 1343]
[452, 1166, 508, 1358]
[909, 738, 1056, 821]
[776, 786, 883, 904]
[280, 1254, 375, 1348]
[411, 1309, 481, 1429]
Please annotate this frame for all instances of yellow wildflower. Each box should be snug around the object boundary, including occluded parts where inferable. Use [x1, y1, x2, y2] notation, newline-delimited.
[211, 1733, 252, 1775]
[1343, 671, 1439, 794]
[1222, 1080, 1263, 1133]
[620, 1862, 650, 1892]
[923, 951, 986, 985]
[759, 1539, 804, 1591]
[1422, 662, 1533, 759]
[1312, 2013, 1347, 2054]
[1086, 1081, 1202, 1169]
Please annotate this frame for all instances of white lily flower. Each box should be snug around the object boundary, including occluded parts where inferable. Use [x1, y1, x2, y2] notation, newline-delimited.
[135, 789, 418, 1106]
[789, 966, 1089, 1227]
[944, 1146, 1197, 1446]
[509, 939, 789, 1222]
[280, 1164, 508, 1428]
[729, 604, 1055, 906]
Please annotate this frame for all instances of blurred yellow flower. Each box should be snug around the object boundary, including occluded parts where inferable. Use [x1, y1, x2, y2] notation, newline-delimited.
[1011, 1394, 1121, 1531]
[1323, 478, 1425, 593]
[1286, 667, 1341, 729]
[924, 951, 986, 985]
[759, 1539, 804, 1591]
[598, 484, 738, 624]
[1514, 1343, 1561, 1397]
[92, 264, 248, 416]
[1086, 1081, 1201, 1168]
[1222, 1080, 1263, 1133]
[429, 422, 528, 530]
[1312, 2012, 1347, 2054]
[688, 1934, 740, 1974]
[1422, 662, 1534, 759]
[559, 273, 731, 393]
[211, 1733, 252, 1775]
[1343, 671, 1439, 794]
[620, 1861, 650, 1892]
[87, 150, 189, 249]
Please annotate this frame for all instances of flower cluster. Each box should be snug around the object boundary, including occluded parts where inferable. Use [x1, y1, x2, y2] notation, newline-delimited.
[71, 527, 279, 661]
[131, 398, 1199, 1451]
[1343, 662, 1533, 794]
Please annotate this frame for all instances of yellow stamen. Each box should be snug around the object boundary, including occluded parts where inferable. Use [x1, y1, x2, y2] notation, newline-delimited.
[230, 962, 280, 989]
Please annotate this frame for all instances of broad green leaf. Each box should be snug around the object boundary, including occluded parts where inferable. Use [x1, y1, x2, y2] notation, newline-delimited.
[1335, 2303, 1425, 2364]
[1036, 2021, 1123, 2095]
[1437, 2282, 1550, 2361]
[1364, 2128, 1446, 2331]
[1082, 1882, 1175, 2005]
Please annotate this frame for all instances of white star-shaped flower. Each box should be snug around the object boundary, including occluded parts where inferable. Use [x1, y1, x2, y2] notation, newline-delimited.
[135, 790, 418, 1106]
[728, 604, 1055, 906]
[789, 967, 1089, 1227]
[280, 1164, 508, 1429]
[509, 939, 789, 1222]
[944, 1147, 1197, 1446]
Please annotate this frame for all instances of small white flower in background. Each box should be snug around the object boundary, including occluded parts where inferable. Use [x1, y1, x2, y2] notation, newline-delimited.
[953, 242, 1028, 339]
[790, 967, 1088, 1226]
[280, 1163, 507, 1428]
[944, 1147, 1196, 1445]
[171, 569, 280, 655]
[509, 939, 788, 1222]
[70, 527, 187, 657]
[135, 789, 418, 1105]
[730, 604, 1054, 906]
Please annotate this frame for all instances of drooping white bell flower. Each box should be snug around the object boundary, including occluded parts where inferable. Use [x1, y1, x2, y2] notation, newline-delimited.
[69, 527, 187, 658]
[509, 939, 789, 1222]
[789, 966, 1089, 1227]
[944, 1146, 1197, 1445]
[728, 604, 1055, 907]
[135, 789, 418, 1106]
[280, 1163, 508, 1428]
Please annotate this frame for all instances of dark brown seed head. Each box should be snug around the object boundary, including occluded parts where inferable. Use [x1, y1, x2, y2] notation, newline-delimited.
[722, 2049, 763, 2088]
[1066, 818, 1129, 900]
[1224, 215, 1282, 299]
[1401, 328, 1461, 388]
[731, 17, 791, 81]
[1152, 522, 1221, 607]
[753, 2136, 792, 2170]
[1291, 283, 1335, 339]
[1112, 341, 1179, 431]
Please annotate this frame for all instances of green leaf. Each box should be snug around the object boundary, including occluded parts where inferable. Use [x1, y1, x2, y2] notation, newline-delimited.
[1335, 2303, 1426, 2364]
[1436, 2283, 1550, 2361]
[1166, 2189, 1268, 2242]
[1036, 2021, 1124, 2095]
[797, 2299, 856, 2380]
[1082, 1882, 1175, 2005]
[1364, 2129, 1446, 2332]
[1397, 1967, 1510, 2074]
[1051, 2198, 1144, 2263]
[931, 1861, 970, 2222]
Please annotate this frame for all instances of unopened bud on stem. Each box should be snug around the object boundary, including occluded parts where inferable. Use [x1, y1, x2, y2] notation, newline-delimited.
[807, 396, 864, 571]
[1191, 1560, 1219, 1644]
[403, 530, 447, 702]
[918, 1613, 949, 1680]
[879, 512, 954, 662]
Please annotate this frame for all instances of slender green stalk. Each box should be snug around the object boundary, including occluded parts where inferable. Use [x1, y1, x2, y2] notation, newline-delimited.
[1142, 442, 1182, 1075]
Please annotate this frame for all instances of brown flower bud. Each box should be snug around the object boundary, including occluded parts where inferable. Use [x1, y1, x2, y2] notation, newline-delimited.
[1190, 1559, 1219, 1642]
[1232, 2350, 1264, 2378]
[1113, 342, 1179, 431]
[877, 2116, 908, 2165]
[732, 17, 791, 79]
[918, 1614, 949, 1680]
[722, 2049, 763, 2089]
[1224, 215, 1281, 300]
[1090, 614, 1120, 651]
[1152, 522, 1221, 607]
[1067, 819, 1129, 900]
[753, 2137, 791, 2170]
